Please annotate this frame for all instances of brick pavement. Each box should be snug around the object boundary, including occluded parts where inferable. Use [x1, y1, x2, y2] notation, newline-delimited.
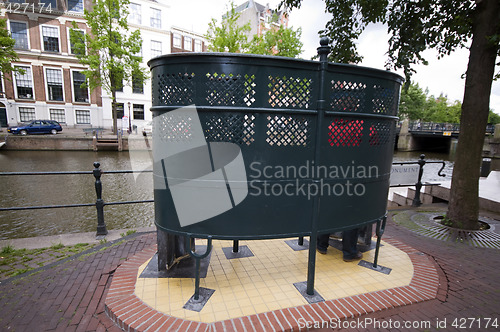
[0, 207, 499, 332]
[312, 210, 500, 331]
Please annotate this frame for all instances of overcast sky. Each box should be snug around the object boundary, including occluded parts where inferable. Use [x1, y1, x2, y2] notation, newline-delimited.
[166, 0, 500, 115]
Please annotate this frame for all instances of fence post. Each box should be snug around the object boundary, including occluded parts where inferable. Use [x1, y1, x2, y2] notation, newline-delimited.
[412, 154, 426, 207]
[94, 162, 108, 237]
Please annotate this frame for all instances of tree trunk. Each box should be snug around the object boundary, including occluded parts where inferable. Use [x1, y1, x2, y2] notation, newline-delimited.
[447, 0, 499, 229]
[111, 90, 117, 135]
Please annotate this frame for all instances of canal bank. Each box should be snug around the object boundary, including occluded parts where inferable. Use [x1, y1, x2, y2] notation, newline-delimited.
[0, 128, 149, 151]
[1, 205, 499, 331]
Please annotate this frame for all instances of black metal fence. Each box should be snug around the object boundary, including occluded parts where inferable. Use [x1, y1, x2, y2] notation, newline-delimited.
[0, 156, 444, 237]
[0, 162, 153, 237]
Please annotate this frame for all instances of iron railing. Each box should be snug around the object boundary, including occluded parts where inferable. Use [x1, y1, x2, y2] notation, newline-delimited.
[0, 162, 153, 237]
[0, 156, 445, 237]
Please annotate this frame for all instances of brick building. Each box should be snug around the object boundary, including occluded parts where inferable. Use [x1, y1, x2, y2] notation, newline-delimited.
[0, 0, 207, 130]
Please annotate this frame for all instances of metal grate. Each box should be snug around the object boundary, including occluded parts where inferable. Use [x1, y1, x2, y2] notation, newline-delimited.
[268, 76, 312, 109]
[327, 118, 364, 147]
[372, 85, 396, 114]
[204, 114, 256, 146]
[369, 122, 392, 146]
[330, 80, 366, 112]
[156, 113, 194, 142]
[265, 116, 310, 146]
[205, 73, 256, 107]
[155, 73, 195, 105]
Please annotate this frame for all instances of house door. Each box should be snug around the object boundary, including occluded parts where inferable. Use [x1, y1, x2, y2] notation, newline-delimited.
[0, 103, 7, 127]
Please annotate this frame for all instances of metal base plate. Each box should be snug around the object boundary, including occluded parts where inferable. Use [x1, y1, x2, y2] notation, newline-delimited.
[285, 239, 310, 251]
[293, 281, 325, 304]
[358, 260, 392, 274]
[222, 245, 254, 259]
[183, 287, 215, 312]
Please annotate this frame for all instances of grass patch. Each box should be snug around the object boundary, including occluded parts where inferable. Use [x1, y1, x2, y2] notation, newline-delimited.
[0, 243, 96, 281]
[120, 230, 137, 237]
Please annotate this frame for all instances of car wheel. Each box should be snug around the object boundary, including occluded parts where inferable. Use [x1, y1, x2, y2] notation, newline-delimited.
[20, 130, 28, 136]
[51, 129, 57, 135]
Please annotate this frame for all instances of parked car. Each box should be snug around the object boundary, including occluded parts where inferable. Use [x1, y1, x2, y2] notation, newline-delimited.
[7, 120, 63, 135]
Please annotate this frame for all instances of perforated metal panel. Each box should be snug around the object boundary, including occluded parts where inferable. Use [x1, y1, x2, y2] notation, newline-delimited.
[148, 53, 403, 239]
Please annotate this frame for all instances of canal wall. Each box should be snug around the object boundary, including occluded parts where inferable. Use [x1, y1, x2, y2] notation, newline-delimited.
[0, 134, 150, 151]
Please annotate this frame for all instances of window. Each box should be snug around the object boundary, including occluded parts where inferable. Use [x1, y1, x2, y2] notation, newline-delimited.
[19, 107, 35, 122]
[14, 66, 34, 99]
[45, 68, 64, 101]
[45, 0, 57, 9]
[67, 0, 83, 12]
[194, 39, 202, 52]
[151, 40, 162, 58]
[69, 29, 85, 55]
[42, 26, 60, 52]
[72, 71, 89, 103]
[150, 8, 161, 28]
[173, 34, 181, 48]
[133, 104, 144, 120]
[10, 21, 29, 49]
[184, 36, 192, 51]
[50, 109, 66, 123]
[116, 103, 124, 118]
[75, 110, 90, 124]
[132, 73, 143, 94]
[129, 3, 141, 24]
[0, 73, 4, 97]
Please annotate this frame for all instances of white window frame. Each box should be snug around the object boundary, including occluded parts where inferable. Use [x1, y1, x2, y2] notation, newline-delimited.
[44, 67, 65, 102]
[49, 108, 66, 123]
[9, 20, 30, 50]
[150, 7, 161, 28]
[129, 2, 142, 25]
[194, 39, 202, 52]
[67, 0, 84, 13]
[14, 65, 35, 100]
[67, 27, 86, 55]
[40, 24, 61, 53]
[151, 40, 162, 58]
[75, 109, 91, 124]
[173, 33, 181, 48]
[71, 69, 90, 103]
[184, 36, 192, 51]
[19, 107, 36, 122]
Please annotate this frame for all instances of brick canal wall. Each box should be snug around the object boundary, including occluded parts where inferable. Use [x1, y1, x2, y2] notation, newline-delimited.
[0, 135, 152, 151]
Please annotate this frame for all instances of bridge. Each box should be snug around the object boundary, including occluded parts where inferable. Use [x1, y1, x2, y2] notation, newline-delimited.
[397, 120, 497, 152]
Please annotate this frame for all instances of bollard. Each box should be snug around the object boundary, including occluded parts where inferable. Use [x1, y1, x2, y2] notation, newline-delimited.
[412, 154, 426, 207]
[93, 162, 108, 237]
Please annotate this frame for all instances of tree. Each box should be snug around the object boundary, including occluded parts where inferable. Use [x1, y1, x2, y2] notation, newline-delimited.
[70, 0, 148, 134]
[489, 110, 500, 125]
[399, 82, 427, 120]
[248, 25, 303, 57]
[0, 18, 24, 78]
[282, 0, 500, 230]
[205, 1, 251, 53]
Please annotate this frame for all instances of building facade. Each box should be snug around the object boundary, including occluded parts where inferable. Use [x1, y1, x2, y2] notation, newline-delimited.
[1, 0, 101, 128]
[234, 0, 288, 40]
[1, 0, 207, 130]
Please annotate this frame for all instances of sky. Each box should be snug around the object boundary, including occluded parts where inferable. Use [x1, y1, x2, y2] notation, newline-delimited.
[166, 0, 500, 115]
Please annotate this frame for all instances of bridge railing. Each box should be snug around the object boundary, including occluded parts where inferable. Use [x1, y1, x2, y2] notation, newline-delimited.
[407, 121, 496, 134]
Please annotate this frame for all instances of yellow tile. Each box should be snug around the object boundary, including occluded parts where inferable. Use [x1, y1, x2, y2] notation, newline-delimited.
[240, 305, 256, 316]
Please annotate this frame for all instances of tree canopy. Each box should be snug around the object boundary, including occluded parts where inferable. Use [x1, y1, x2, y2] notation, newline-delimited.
[205, 1, 303, 58]
[205, 2, 251, 53]
[282, 0, 500, 230]
[70, 0, 148, 133]
[248, 24, 303, 57]
[0, 18, 24, 78]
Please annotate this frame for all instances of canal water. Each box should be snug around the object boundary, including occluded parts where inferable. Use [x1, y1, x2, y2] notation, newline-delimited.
[0, 150, 453, 240]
